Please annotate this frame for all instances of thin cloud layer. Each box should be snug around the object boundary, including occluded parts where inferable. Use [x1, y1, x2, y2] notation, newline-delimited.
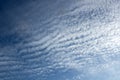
[0, 0, 120, 80]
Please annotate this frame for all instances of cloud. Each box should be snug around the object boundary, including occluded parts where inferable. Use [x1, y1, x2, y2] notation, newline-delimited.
[1, 0, 120, 80]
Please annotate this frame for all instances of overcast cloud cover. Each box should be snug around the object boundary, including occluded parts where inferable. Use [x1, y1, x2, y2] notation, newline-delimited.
[0, 0, 120, 80]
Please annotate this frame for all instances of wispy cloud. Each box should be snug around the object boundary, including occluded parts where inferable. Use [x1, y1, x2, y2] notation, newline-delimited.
[1, 0, 120, 80]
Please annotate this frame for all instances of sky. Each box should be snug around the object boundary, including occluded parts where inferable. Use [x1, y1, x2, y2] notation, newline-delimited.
[0, 0, 120, 80]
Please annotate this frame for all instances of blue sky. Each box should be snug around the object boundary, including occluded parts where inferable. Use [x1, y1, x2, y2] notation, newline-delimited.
[0, 0, 120, 80]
